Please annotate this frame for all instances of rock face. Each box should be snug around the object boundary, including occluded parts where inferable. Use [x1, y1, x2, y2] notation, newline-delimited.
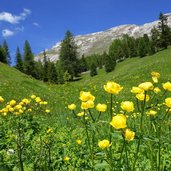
[35, 13, 171, 62]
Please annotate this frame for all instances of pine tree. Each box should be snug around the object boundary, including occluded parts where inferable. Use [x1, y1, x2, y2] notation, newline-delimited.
[15, 47, 23, 72]
[138, 38, 147, 57]
[151, 27, 160, 52]
[2, 40, 11, 65]
[158, 13, 171, 49]
[59, 30, 79, 80]
[42, 50, 49, 82]
[49, 62, 58, 83]
[79, 54, 88, 73]
[23, 40, 35, 77]
[104, 53, 116, 73]
[0, 45, 7, 63]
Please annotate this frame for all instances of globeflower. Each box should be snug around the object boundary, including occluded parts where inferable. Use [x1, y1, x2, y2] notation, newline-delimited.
[110, 114, 127, 129]
[163, 82, 171, 91]
[151, 71, 160, 83]
[96, 103, 107, 112]
[79, 91, 95, 102]
[35, 97, 41, 103]
[131, 87, 144, 94]
[76, 139, 82, 145]
[136, 93, 150, 102]
[45, 109, 50, 113]
[81, 100, 94, 110]
[154, 87, 161, 94]
[9, 100, 16, 106]
[138, 82, 154, 91]
[98, 139, 111, 149]
[77, 112, 84, 117]
[165, 98, 171, 108]
[104, 81, 123, 95]
[124, 129, 135, 141]
[146, 110, 157, 116]
[68, 104, 76, 110]
[121, 101, 134, 112]
[0, 96, 5, 103]
[31, 95, 36, 99]
[64, 156, 70, 161]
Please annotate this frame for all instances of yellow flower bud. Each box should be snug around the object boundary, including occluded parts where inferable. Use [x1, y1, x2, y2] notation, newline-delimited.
[35, 97, 41, 103]
[154, 87, 161, 94]
[81, 100, 94, 110]
[79, 91, 95, 102]
[151, 71, 160, 83]
[136, 93, 150, 102]
[138, 82, 154, 91]
[165, 98, 171, 108]
[9, 100, 16, 106]
[31, 95, 36, 99]
[68, 104, 76, 110]
[45, 109, 50, 113]
[163, 82, 171, 91]
[131, 87, 144, 94]
[146, 110, 157, 116]
[64, 156, 70, 161]
[0, 96, 4, 103]
[76, 139, 82, 145]
[77, 112, 84, 117]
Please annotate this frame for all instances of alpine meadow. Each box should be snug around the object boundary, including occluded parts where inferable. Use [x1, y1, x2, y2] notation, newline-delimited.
[0, 4, 171, 171]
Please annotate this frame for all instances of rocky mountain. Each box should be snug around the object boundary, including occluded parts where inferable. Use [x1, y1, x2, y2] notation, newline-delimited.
[35, 13, 171, 62]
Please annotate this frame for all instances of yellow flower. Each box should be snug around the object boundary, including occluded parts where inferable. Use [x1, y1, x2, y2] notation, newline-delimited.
[68, 104, 76, 110]
[98, 139, 111, 149]
[28, 108, 32, 112]
[136, 93, 150, 102]
[96, 103, 107, 112]
[9, 100, 16, 106]
[35, 97, 41, 103]
[146, 110, 157, 116]
[154, 87, 161, 94]
[131, 87, 144, 94]
[47, 128, 53, 134]
[124, 129, 135, 141]
[19, 109, 24, 114]
[138, 82, 154, 91]
[6, 105, 11, 109]
[0, 96, 5, 103]
[45, 109, 50, 113]
[31, 95, 36, 99]
[9, 107, 14, 112]
[165, 98, 171, 108]
[163, 82, 171, 91]
[110, 114, 127, 129]
[76, 139, 82, 145]
[151, 71, 160, 83]
[22, 98, 30, 104]
[14, 105, 22, 110]
[81, 100, 94, 110]
[43, 101, 48, 105]
[77, 112, 84, 117]
[64, 156, 70, 161]
[79, 91, 95, 102]
[121, 101, 134, 112]
[104, 81, 123, 94]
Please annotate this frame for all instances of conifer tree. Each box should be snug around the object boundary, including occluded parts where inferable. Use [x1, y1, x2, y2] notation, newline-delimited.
[2, 40, 11, 65]
[49, 62, 58, 83]
[23, 40, 35, 77]
[104, 53, 116, 73]
[43, 50, 49, 82]
[138, 38, 147, 57]
[151, 27, 160, 52]
[0, 45, 7, 63]
[59, 30, 79, 80]
[158, 13, 171, 49]
[90, 63, 97, 77]
[15, 47, 23, 72]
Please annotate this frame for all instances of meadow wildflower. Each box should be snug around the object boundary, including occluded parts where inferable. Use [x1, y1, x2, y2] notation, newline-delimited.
[110, 114, 127, 129]
[165, 98, 171, 108]
[68, 104, 76, 110]
[45, 109, 50, 113]
[138, 82, 154, 91]
[81, 100, 94, 110]
[163, 82, 171, 91]
[14, 105, 22, 110]
[35, 97, 41, 103]
[96, 103, 107, 112]
[47, 128, 53, 134]
[121, 101, 134, 112]
[124, 129, 135, 141]
[146, 110, 157, 116]
[79, 91, 95, 102]
[9, 100, 16, 106]
[136, 93, 150, 102]
[104, 81, 123, 94]
[131, 87, 144, 94]
[0, 96, 5, 103]
[64, 156, 70, 161]
[76, 139, 82, 145]
[98, 139, 111, 149]
[151, 71, 160, 83]
[154, 87, 161, 94]
[31, 95, 36, 99]
[77, 112, 84, 117]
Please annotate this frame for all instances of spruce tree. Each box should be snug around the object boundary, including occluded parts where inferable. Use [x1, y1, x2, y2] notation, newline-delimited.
[158, 13, 171, 49]
[90, 63, 97, 77]
[138, 38, 147, 57]
[104, 53, 116, 73]
[59, 30, 79, 80]
[43, 50, 49, 82]
[15, 47, 23, 72]
[151, 27, 160, 52]
[0, 45, 7, 63]
[23, 40, 35, 77]
[2, 40, 11, 65]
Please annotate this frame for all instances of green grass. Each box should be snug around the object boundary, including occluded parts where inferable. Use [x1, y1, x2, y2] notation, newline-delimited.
[0, 48, 171, 125]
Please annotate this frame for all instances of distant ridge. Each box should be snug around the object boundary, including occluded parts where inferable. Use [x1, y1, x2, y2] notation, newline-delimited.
[35, 13, 171, 62]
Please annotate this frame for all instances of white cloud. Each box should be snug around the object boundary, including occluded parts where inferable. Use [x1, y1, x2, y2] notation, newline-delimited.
[33, 22, 40, 27]
[0, 8, 31, 24]
[2, 29, 15, 37]
[15, 26, 24, 32]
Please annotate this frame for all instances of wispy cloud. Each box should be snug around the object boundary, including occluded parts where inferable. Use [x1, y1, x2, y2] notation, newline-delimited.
[0, 8, 31, 24]
[2, 29, 15, 37]
[33, 22, 40, 27]
[15, 26, 24, 32]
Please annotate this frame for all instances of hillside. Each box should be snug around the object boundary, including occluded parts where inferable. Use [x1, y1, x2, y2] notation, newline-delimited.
[35, 13, 171, 62]
[1, 48, 171, 125]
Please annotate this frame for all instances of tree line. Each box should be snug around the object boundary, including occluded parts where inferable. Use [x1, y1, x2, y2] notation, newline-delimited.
[0, 12, 171, 83]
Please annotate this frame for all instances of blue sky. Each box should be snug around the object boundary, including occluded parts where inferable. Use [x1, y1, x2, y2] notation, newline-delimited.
[0, 0, 171, 62]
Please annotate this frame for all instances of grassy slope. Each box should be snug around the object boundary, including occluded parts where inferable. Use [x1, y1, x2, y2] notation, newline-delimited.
[0, 48, 171, 125]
